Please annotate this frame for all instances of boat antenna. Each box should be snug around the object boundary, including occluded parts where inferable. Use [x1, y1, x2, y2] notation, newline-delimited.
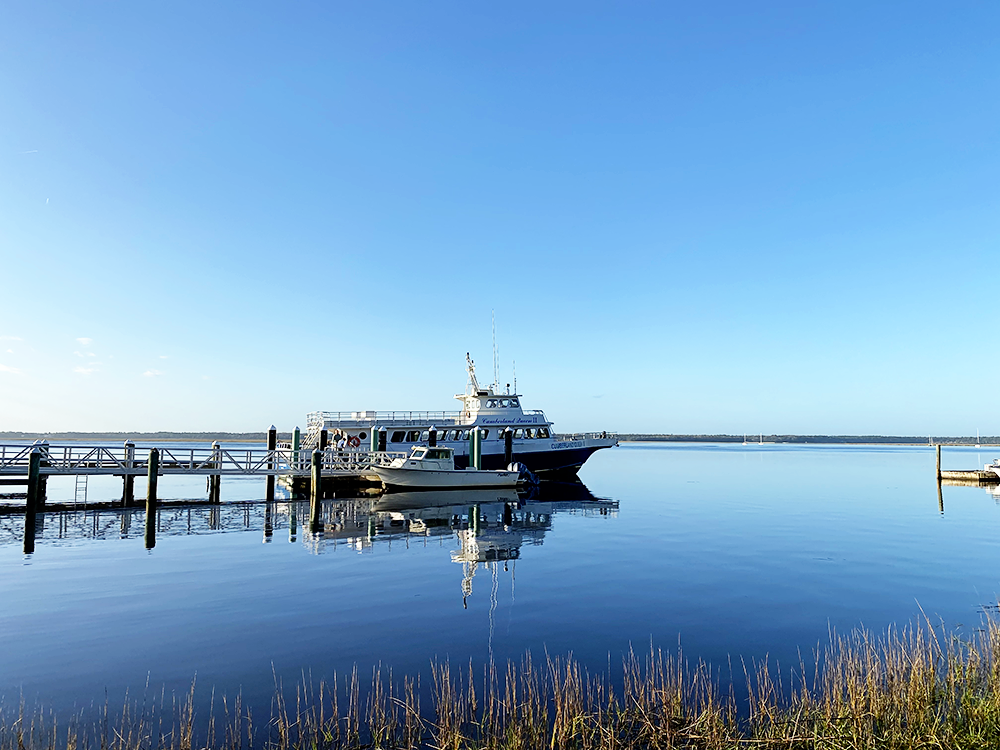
[492, 310, 499, 393]
[512, 359, 516, 395]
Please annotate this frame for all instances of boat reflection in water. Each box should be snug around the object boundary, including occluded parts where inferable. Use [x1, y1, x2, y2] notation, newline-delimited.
[369, 484, 617, 604]
[4, 482, 618, 602]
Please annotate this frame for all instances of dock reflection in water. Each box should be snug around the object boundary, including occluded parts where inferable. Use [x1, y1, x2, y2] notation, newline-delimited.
[3, 482, 618, 603]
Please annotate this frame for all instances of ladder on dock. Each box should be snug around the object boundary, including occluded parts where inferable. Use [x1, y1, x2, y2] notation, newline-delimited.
[74, 474, 88, 506]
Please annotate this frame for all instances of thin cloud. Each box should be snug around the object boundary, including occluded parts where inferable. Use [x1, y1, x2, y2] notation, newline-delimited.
[0, 364, 22, 375]
[143, 369, 163, 377]
[0, 335, 22, 341]
[5, 349, 12, 354]
[159, 355, 169, 359]
[73, 366, 98, 375]
[20, 150, 38, 154]
[76, 337, 92, 346]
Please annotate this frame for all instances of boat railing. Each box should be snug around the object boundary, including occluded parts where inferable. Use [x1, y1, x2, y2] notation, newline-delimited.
[306, 408, 549, 429]
[307, 410, 465, 428]
[555, 432, 619, 442]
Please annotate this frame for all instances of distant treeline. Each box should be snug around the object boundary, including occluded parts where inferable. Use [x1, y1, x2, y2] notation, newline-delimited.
[618, 434, 1000, 445]
[0, 431, 291, 442]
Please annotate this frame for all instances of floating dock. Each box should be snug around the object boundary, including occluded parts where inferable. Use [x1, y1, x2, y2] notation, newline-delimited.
[935, 445, 1000, 484]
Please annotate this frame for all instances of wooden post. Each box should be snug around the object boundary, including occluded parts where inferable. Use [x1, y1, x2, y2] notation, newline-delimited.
[319, 429, 329, 452]
[936, 444, 942, 479]
[265, 425, 277, 502]
[937, 480, 944, 514]
[370, 427, 379, 452]
[147, 448, 159, 506]
[503, 428, 513, 467]
[26, 448, 42, 512]
[208, 441, 221, 504]
[377, 427, 387, 452]
[310, 449, 322, 532]
[292, 426, 301, 466]
[122, 441, 135, 507]
[145, 448, 159, 549]
[36, 443, 48, 509]
[429, 426, 437, 447]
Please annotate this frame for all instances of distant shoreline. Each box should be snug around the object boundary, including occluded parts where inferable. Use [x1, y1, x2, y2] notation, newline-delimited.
[616, 434, 1000, 446]
[1, 431, 997, 447]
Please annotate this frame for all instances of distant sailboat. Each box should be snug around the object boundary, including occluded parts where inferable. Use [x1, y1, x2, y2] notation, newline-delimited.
[977, 429, 981, 449]
[743, 434, 748, 445]
[759, 433, 763, 445]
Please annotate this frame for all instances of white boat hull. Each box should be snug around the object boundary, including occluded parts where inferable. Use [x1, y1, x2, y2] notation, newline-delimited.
[374, 466, 520, 490]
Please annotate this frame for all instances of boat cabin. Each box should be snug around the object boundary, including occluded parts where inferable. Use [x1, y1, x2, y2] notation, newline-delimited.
[397, 446, 456, 471]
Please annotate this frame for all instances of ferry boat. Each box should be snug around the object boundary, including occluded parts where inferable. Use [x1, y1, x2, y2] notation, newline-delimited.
[304, 355, 617, 476]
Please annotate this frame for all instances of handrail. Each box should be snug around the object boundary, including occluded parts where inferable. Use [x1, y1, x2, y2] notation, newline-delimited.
[0, 444, 407, 476]
[306, 408, 548, 428]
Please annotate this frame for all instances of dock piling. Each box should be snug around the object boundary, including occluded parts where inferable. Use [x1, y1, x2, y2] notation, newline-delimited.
[122, 440, 135, 506]
[146, 448, 159, 506]
[320, 429, 329, 451]
[429, 426, 437, 447]
[936, 444, 942, 479]
[26, 448, 42, 513]
[209, 441, 222, 504]
[503, 428, 513, 466]
[145, 448, 159, 549]
[377, 427, 387, 452]
[309, 449, 322, 532]
[265, 425, 277, 502]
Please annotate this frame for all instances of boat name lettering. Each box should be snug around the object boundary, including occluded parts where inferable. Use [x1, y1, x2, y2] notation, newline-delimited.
[478, 417, 540, 425]
[551, 441, 583, 450]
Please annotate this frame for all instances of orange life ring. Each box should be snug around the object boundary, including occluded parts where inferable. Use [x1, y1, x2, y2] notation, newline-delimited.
[348, 435, 361, 448]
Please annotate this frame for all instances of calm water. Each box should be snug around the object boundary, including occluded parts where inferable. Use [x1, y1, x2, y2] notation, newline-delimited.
[2, 442, 1000, 716]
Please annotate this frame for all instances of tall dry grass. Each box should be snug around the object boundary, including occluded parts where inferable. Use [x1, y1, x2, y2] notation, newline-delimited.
[6, 615, 1000, 749]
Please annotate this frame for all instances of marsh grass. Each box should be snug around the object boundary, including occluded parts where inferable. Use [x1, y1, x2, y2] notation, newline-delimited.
[7, 616, 1000, 749]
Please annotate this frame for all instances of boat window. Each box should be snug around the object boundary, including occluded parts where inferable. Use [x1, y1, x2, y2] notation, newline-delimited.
[406, 430, 421, 442]
[413, 448, 427, 458]
[487, 399, 497, 408]
[359, 432, 367, 440]
[427, 448, 450, 459]
[513, 429, 523, 439]
[510, 398, 519, 407]
[390, 431, 405, 443]
[537, 427, 550, 439]
[499, 398, 509, 407]
[461, 430, 471, 440]
[524, 428, 534, 439]
[481, 429, 489, 439]
[420, 431, 430, 441]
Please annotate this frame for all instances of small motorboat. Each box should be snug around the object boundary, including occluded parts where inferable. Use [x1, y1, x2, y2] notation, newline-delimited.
[373, 446, 520, 490]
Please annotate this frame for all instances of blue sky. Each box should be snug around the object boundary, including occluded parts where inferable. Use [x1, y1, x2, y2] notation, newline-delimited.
[1, 2, 997, 434]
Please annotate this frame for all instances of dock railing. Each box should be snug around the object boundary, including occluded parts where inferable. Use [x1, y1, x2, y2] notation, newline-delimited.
[0, 444, 407, 477]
